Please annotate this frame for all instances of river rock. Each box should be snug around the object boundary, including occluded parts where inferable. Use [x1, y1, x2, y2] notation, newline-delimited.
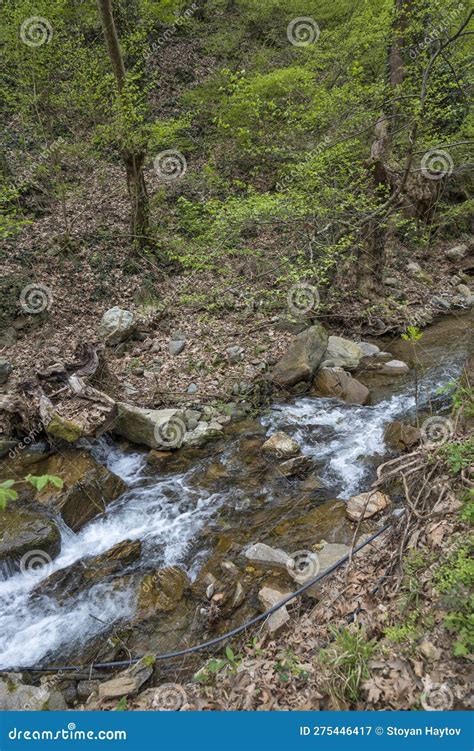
[445, 244, 467, 262]
[278, 455, 314, 478]
[384, 421, 421, 450]
[0, 438, 17, 458]
[359, 341, 380, 357]
[380, 359, 409, 375]
[457, 283, 471, 299]
[244, 542, 292, 569]
[258, 586, 291, 634]
[323, 336, 363, 371]
[136, 567, 190, 619]
[262, 432, 300, 458]
[227, 345, 244, 364]
[0, 509, 61, 565]
[33, 450, 126, 532]
[271, 324, 328, 387]
[0, 673, 66, 711]
[181, 420, 223, 448]
[114, 403, 186, 449]
[33, 540, 141, 601]
[312, 367, 369, 405]
[0, 358, 12, 384]
[99, 307, 135, 344]
[346, 490, 390, 521]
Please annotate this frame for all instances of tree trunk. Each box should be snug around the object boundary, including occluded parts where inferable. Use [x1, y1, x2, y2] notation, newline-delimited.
[96, 0, 149, 245]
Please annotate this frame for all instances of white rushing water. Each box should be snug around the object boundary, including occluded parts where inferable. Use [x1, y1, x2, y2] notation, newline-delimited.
[0, 349, 465, 669]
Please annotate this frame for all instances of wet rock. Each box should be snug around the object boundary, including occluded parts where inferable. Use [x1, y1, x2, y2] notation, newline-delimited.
[271, 324, 328, 387]
[324, 336, 363, 371]
[380, 359, 409, 375]
[33, 540, 141, 600]
[169, 339, 186, 356]
[258, 586, 291, 634]
[384, 421, 421, 450]
[0, 438, 17, 458]
[114, 403, 186, 449]
[0, 509, 60, 564]
[0, 358, 12, 384]
[359, 341, 380, 357]
[0, 673, 66, 711]
[346, 490, 390, 521]
[181, 420, 223, 448]
[99, 307, 135, 345]
[312, 367, 369, 405]
[262, 432, 300, 459]
[136, 567, 190, 618]
[244, 542, 292, 569]
[34, 450, 126, 532]
[278, 455, 314, 478]
[445, 244, 467, 262]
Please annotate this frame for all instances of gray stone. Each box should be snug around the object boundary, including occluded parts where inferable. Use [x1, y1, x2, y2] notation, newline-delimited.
[312, 367, 369, 405]
[346, 490, 390, 521]
[0, 358, 12, 384]
[114, 403, 186, 449]
[169, 339, 186, 356]
[258, 586, 291, 634]
[227, 345, 244, 364]
[381, 359, 409, 375]
[244, 542, 292, 569]
[187, 383, 198, 394]
[445, 244, 467, 262]
[0, 509, 61, 564]
[384, 277, 399, 287]
[431, 296, 451, 310]
[98, 661, 152, 701]
[271, 324, 328, 387]
[0, 673, 66, 711]
[407, 261, 421, 274]
[457, 284, 471, 299]
[170, 330, 187, 341]
[358, 341, 380, 357]
[98, 307, 135, 344]
[325, 336, 363, 371]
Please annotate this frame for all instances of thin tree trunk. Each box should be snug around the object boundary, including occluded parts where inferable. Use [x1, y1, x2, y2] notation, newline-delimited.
[96, 0, 149, 246]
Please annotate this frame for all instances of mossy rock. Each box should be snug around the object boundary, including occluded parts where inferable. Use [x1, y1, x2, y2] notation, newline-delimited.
[46, 413, 83, 443]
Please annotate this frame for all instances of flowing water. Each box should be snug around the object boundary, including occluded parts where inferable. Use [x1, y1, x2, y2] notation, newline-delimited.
[0, 313, 471, 669]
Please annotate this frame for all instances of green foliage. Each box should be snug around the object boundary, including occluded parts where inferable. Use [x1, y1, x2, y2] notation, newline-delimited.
[441, 439, 474, 476]
[435, 544, 474, 657]
[275, 650, 308, 683]
[402, 325, 423, 342]
[0, 481, 18, 511]
[0, 474, 63, 510]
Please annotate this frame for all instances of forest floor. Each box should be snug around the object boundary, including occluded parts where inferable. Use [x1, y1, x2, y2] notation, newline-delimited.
[2, 157, 473, 411]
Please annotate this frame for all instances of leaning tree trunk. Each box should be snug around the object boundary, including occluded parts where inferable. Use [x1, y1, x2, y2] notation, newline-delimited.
[96, 0, 149, 246]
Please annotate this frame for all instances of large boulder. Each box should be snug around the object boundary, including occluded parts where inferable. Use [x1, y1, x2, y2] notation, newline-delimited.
[380, 359, 409, 375]
[346, 491, 390, 521]
[0, 509, 61, 565]
[312, 367, 369, 405]
[0, 673, 66, 711]
[136, 567, 190, 619]
[114, 403, 186, 449]
[384, 421, 421, 450]
[262, 432, 300, 459]
[323, 336, 363, 371]
[32, 450, 126, 532]
[98, 307, 135, 345]
[244, 542, 292, 569]
[271, 324, 328, 387]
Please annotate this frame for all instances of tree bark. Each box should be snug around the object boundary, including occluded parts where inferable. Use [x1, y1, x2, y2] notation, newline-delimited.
[96, 0, 149, 245]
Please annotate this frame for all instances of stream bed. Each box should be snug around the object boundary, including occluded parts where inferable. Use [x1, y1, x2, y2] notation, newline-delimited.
[0, 313, 471, 670]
